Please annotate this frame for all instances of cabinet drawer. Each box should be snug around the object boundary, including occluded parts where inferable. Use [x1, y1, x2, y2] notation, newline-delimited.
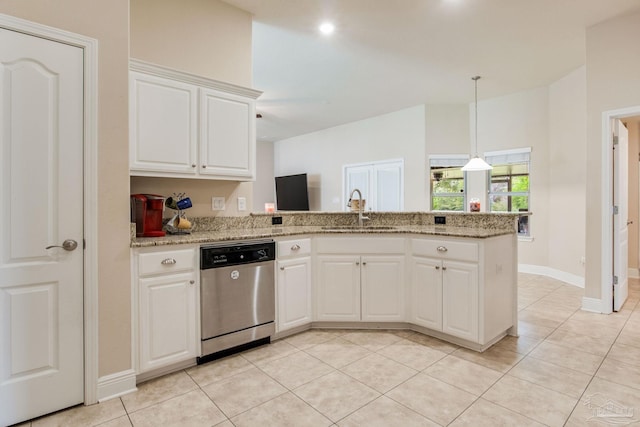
[316, 237, 405, 254]
[412, 238, 478, 262]
[277, 238, 311, 258]
[138, 247, 196, 276]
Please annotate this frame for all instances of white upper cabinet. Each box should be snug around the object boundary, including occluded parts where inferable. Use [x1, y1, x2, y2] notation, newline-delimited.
[130, 72, 198, 175]
[199, 88, 255, 178]
[129, 59, 261, 181]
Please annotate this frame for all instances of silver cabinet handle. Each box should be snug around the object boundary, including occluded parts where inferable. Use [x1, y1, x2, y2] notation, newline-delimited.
[435, 265, 440, 270]
[280, 266, 285, 270]
[191, 164, 196, 168]
[46, 239, 78, 251]
[202, 165, 207, 168]
[189, 280, 195, 285]
[291, 244, 301, 251]
[356, 261, 360, 266]
[362, 262, 367, 266]
[161, 258, 177, 265]
[442, 266, 447, 271]
[436, 246, 448, 253]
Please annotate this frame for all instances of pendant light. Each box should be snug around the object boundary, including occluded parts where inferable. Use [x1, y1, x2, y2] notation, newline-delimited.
[462, 76, 492, 171]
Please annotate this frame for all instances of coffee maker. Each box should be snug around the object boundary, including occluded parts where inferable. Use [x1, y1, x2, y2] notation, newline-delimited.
[131, 194, 166, 237]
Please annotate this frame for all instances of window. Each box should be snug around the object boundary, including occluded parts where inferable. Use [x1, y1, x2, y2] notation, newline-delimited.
[429, 155, 468, 211]
[486, 148, 531, 237]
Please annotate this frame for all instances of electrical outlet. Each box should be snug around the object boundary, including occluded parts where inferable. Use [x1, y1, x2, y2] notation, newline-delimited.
[237, 197, 246, 211]
[212, 197, 225, 211]
[435, 216, 446, 225]
[272, 216, 283, 225]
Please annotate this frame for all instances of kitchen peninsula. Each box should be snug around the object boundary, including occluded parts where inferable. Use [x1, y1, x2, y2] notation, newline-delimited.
[130, 212, 522, 379]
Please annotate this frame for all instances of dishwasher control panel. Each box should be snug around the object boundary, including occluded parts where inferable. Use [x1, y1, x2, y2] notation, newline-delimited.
[200, 240, 275, 269]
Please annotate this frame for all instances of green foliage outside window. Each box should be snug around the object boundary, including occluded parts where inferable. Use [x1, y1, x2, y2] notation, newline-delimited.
[431, 167, 464, 211]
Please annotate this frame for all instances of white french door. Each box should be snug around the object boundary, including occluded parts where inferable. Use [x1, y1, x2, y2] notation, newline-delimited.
[344, 159, 404, 212]
[0, 27, 85, 425]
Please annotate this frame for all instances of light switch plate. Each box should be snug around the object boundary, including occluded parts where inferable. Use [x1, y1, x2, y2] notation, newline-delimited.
[237, 197, 247, 211]
[212, 197, 225, 210]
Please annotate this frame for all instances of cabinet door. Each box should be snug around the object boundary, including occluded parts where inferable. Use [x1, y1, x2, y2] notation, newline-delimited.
[129, 72, 198, 175]
[139, 272, 198, 372]
[411, 257, 442, 330]
[361, 255, 405, 321]
[316, 255, 360, 321]
[277, 257, 312, 332]
[199, 88, 255, 180]
[442, 261, 478, 342]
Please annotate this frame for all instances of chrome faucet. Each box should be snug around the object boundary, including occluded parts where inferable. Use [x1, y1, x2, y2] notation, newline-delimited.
[348, 188, 370, 227]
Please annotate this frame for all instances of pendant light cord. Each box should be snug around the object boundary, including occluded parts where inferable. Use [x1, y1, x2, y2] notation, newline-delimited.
[472, 76, 480, 156]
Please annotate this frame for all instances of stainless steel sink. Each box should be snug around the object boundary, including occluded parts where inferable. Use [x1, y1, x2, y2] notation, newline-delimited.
[321, 225, 396, 231]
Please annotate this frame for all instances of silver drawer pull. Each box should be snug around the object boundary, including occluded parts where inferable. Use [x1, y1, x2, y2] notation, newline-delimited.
[161, 258, 177, 265]
[291, 244, 301, 251]
[436, 246, 448, 253]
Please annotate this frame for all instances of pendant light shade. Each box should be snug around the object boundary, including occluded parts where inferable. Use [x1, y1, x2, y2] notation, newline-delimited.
[462, 76, 492, 172]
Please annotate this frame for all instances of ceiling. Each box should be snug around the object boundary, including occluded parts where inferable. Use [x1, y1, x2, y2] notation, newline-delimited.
[222, 0, 640, 142]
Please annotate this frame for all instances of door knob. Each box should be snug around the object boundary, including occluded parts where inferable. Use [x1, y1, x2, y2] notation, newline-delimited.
[46, 239, 78, 251]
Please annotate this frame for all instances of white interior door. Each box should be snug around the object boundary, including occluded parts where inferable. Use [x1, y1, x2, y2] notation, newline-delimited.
[613, 118, 629, 311]
[0, 28, 84, 425]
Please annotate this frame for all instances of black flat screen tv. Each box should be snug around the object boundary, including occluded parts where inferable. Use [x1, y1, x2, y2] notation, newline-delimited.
[275, 173, 310, 211]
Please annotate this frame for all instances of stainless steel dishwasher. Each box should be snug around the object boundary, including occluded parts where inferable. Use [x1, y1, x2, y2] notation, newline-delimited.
[199, 239, 275, 362]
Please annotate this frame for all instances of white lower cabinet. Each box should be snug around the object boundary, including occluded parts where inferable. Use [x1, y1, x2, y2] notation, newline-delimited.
[316, 255, 361, 321]
[411, 257, 478, 342]
[133, 245, 199, 373]
[277, 257, 312, 331]
[411, 235, 514, 346]
[276, 238, 313, 333]
[441, 261, 478, 342]
[411, 257, 443, 331]
[315, 237, 405, 322]
[361, 256, 405, 321]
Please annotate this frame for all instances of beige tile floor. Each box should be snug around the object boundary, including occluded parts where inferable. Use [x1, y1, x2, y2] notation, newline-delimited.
[19, 274, 640, 427]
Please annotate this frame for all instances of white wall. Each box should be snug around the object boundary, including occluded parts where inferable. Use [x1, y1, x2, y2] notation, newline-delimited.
[471, 86, 551, 267]
[585, 11, 640, 301]
[253, 141, 275, 211]
[274, 105, 427, 211]
[548, 66, 587, 279]
[425, 104, 470, 155]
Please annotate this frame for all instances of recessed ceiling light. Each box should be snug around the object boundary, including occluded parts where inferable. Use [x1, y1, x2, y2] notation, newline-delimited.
[319, 22, 335, 35]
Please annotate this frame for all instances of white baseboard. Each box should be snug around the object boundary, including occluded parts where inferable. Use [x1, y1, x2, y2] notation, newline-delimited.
[97, 369, 137, 402]
[581, 296, 608, 313]
[518, 264, 584, 288]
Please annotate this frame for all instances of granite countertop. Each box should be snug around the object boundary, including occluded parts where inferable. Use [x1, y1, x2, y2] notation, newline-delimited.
[131, 224, 514, 248]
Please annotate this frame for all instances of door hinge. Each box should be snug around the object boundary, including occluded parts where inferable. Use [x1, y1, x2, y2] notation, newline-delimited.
[614, 275, 619, 285]
[613, 206, 619, 215]
[613, 135, 619, 145]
